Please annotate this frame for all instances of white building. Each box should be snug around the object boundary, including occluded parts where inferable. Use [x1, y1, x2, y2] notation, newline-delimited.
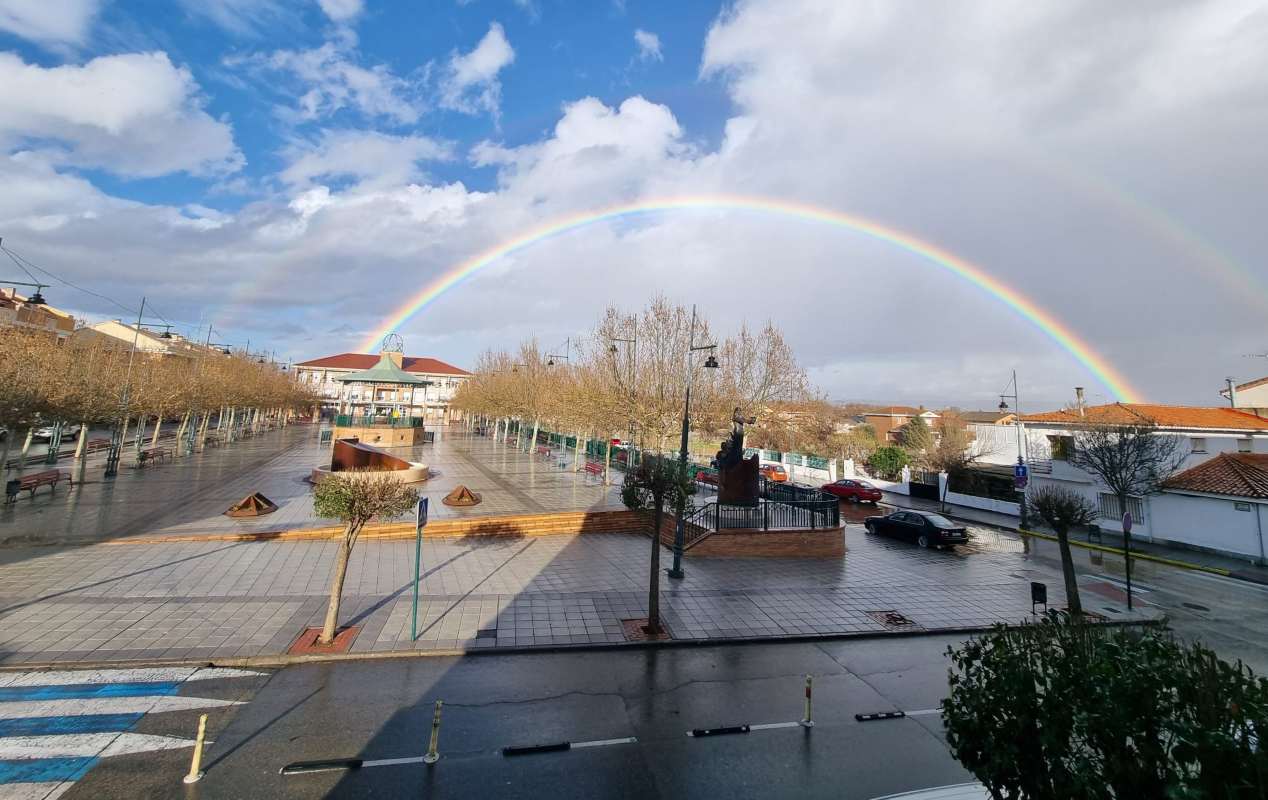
[1016, 403, 1268, 543]
[1152, 454, 1267, 563]
[1221, 376, 1268, 418]
[71, 320, 226, 359]
[293, 351, 471, 425]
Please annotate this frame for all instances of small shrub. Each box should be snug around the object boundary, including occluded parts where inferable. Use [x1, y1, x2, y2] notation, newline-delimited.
[866, 445, 909, 481]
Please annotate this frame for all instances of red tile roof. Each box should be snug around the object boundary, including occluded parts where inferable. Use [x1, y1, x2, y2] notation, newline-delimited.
[294, 353, 471, 376]
[1162, 453, 1268, 499]
[1021, 403, 1268, 431]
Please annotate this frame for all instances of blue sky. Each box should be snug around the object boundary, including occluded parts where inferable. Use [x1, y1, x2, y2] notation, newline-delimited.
[1, 1, 1265, 407]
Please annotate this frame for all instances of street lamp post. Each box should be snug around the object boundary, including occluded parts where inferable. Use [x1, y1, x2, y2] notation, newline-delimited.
[669, 305, 719, 580]
[998, 369, 1029, 529]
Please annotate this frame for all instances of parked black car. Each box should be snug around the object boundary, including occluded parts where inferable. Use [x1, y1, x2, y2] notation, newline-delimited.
[863, 510, 969, 549]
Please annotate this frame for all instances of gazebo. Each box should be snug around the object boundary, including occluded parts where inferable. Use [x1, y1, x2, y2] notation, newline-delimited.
[331, 342, 430, 447]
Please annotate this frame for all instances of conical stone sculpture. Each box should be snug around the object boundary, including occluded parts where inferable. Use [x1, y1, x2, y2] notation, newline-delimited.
[443, 485, 482, 507]
[225, 492, 278, 517]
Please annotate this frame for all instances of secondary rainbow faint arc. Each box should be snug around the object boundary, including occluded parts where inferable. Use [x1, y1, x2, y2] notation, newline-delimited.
[360, 195, 1144, 403]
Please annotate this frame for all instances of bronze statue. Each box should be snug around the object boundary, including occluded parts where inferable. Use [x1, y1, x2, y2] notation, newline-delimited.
[716, 407, 759, 505]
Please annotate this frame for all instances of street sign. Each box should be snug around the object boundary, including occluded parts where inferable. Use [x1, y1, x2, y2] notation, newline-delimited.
[1013, 463, 1028, 479]
[412, 497, 429, 641]
[1122, 511, 1133, 534]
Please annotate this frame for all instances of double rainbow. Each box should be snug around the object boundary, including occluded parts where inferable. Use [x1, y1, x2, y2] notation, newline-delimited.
[359, 195, 1143, 403]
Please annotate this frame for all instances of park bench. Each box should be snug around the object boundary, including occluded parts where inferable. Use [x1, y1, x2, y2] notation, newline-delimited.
[583, 461, 605, 483]
[5, 469, 73, 503]
[535, 445, 552, 458]
[135, 446, 173, 468]
[204, 433, 222, 448]
[84, 438, 111, 454]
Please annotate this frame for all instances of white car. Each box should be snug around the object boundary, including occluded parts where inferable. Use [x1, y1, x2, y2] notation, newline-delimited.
[32, 424, 83, 441]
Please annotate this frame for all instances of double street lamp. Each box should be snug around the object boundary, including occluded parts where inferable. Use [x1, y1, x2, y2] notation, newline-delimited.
[670, 305, 719, 580]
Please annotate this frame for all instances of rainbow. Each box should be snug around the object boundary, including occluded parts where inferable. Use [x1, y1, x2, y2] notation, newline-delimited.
[359, 195, 1144, 402]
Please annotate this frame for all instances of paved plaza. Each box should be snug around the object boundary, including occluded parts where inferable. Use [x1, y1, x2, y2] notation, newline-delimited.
[0, 427, 1161, 668]
[0, 425, 623, 545]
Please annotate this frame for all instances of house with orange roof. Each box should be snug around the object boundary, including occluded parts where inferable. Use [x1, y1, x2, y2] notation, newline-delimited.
[854, 406, 940, 443]
[1014, 402, 1268, 547]
[293, 349, 471, 425]
[1150, 454, 1268, 562]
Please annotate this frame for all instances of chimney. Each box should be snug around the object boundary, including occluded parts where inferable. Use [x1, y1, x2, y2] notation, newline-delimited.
[1074, 387, 1086, 417]
[1226, 377, 1237, 408]
[387, 351, 404, 368]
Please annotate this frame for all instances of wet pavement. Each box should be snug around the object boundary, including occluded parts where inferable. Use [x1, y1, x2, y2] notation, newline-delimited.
[130, 637, 975, 800]
[0, 427, 623, 546]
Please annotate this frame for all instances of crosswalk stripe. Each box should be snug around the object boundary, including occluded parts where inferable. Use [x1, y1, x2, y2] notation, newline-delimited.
[0, 733, 194, 760]
[0, 715, 143, 738]
[0, 760, 95, 784]
[0, 696, 242, 720]
[0, 683, 180, 703]
[0, 668, 265, 689]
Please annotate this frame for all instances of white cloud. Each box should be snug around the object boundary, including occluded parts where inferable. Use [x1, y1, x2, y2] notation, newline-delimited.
[0, 51, 242, 177]
[281, 129, 453, 188]
[177, 0, 290, 36]
[0, 0, 100, 46]
[235, 38, 423, 124]
[633, 28, 662, 62]
[318, 0, 363, 23]
[440, 22, 515, 116]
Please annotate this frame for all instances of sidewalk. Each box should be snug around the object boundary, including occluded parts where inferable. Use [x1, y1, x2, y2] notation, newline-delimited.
[881, 491, 1268, 584]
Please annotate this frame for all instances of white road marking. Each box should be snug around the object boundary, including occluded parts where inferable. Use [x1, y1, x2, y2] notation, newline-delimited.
[0, 782, 73, 800]
[569, 736, 638, 748]
[903, 708, 942, 717]
[747, 722, 803, 731]
[0, 696, 242, 719]
[0, 733, 194, 760]
[0, 668, 264, 689]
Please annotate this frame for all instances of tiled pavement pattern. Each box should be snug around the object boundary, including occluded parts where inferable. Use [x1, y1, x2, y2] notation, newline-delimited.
[0, 520, 1131, 665]
[0, 427, 623, 546]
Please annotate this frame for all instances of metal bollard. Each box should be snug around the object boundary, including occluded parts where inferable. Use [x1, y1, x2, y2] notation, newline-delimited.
[423, 700, 443, 764]
[183, 713, 209, 784]
[800, 675, 814, 728]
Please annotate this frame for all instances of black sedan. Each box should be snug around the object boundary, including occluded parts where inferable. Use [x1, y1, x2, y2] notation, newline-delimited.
[863, 510, 969, 549]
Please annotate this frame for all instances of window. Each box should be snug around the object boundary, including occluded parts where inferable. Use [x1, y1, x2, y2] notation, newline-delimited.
[1234, 501, 1253, 512]
[1049, 435, 1074, 460]
[1097, 493, 1144, 521]
[1190, 437, 1207, 454]
[1239, 439, 1253, 453]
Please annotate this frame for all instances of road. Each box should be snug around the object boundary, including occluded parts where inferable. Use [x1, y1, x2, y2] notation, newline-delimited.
[65, 637, 978, 799]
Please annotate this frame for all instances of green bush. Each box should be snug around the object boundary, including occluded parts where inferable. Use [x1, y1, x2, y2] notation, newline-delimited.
[866, 445, 909, 481]
[943, 615, 1268, 799]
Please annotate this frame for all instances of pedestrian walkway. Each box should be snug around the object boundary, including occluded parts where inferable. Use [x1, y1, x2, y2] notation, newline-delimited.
[0, 666, 265, 799]
[880, 491, 1268, 584]
[0, 520, 1155, 667]
[0, 428, 623, 546]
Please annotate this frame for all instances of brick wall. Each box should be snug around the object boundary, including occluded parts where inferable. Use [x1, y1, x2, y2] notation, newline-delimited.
[689, 527, 845, 558]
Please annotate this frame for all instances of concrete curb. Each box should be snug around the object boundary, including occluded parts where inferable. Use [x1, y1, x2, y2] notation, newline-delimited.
[0, 616, 1164, 673]
[1015, 528, 1233, 577]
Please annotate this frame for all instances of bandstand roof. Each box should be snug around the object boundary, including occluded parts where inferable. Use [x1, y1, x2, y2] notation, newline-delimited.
[335, 353, 430, 385]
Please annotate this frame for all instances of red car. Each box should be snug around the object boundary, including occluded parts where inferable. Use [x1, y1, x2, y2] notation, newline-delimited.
[821, 478, 883, 504]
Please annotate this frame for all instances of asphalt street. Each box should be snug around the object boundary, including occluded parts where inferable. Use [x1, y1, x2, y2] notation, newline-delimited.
[82, 636, 978, 799]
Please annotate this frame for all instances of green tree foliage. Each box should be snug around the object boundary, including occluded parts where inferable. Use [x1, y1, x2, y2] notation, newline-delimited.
[866, 445, 909, 481]
[899, 414, 934, 456]
[620, 455, 694, 634]
[313, 471, 419, 644]
[944, 616, 1268, 799]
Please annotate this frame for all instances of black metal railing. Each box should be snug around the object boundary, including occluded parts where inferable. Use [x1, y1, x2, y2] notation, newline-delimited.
[691, 499, 840, 532]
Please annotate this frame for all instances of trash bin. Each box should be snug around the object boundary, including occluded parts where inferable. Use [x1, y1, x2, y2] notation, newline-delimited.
[5, 478, 20, 504]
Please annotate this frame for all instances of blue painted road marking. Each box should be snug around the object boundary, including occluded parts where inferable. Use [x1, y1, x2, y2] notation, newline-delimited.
[0, 681, 181, 703]
[0, 756, 97, 782]
[0, 714, 144, 737]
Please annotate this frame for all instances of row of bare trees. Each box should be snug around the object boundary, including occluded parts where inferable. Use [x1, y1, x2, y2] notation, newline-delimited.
[0, 327, 319, 470]
[451, 297, 808, 462]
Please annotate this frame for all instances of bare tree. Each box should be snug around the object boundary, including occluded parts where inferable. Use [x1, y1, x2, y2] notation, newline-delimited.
[619, 454, 694, 635]
[1028, 485, 1097, 617]
[312, 471, 419, 645]
[1069, 424, 1186, 607]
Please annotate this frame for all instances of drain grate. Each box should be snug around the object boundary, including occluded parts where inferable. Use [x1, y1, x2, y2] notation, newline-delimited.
[476, 628, 498, 639]
[866, 610, 922, 630]
[1181, 602, 1210, 612]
